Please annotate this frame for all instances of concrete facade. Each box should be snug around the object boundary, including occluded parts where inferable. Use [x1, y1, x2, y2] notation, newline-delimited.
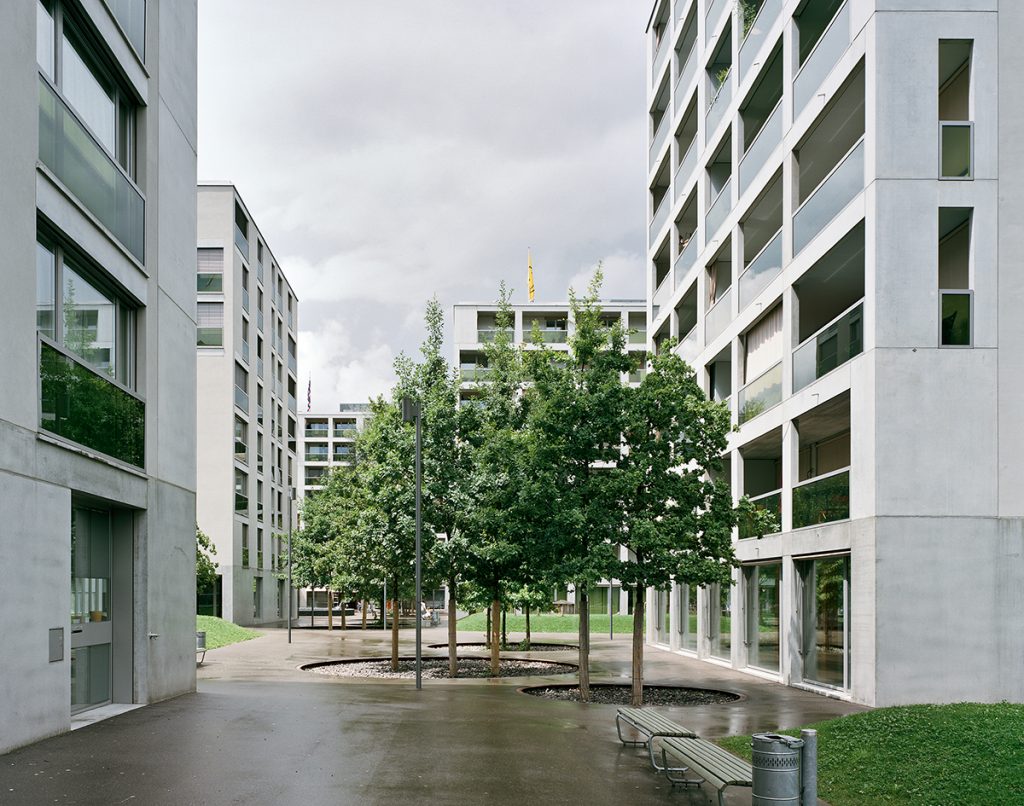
[644, 0, 1023, 706]
[0, 0, 198, 753]
[196, 184, 299, 627]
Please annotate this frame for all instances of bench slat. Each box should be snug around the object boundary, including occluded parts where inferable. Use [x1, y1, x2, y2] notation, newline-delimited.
[661, 737, 753, 787]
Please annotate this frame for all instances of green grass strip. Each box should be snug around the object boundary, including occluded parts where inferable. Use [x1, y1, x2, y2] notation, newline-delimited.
[196, 615, 262, 650]
[717, 703, 1024, 805]
[457, 611, 636, 634]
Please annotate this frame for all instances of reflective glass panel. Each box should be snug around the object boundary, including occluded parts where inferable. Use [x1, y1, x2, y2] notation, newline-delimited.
[37, 240, 56, 338]
[61, 27, 116, 153]
[801, 556, 849, 688]
[63, 263, 117, 378]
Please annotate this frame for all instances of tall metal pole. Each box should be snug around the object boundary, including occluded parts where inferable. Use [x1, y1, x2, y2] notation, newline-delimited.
[414, 406, 422, 690]
[287, 487, 293, 644]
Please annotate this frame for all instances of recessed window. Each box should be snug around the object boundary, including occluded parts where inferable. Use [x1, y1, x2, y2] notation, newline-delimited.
[197, 248, 224, 293]
[939, 40, 973, 180]
[938, 208, 972, 347]
[197, 302, 224, 347]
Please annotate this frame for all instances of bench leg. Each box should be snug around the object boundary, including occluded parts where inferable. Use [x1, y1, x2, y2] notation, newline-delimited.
[615, 716, 648, 747]
[660, 749, 702, 788]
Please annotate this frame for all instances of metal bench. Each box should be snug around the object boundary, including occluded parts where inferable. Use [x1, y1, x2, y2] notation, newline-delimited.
[615, 707, 697, 771]
[658, 736, 753, 806]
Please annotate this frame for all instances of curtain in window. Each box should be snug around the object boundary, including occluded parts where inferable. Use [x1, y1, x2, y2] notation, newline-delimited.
[744, 304, 783, 382]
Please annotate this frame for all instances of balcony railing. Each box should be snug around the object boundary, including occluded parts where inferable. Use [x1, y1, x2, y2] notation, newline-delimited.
[792, 468, 850, 528]
[793, 1, 851, 117]
[532, 329, 568, 344]
[460, 367, 492, 381]
[257, 357, 264, 378]
[628, 329, 647, 345]
[652, 34, 671, 86]
[257, 310, 264, 334]
[739, 100, 782, 195]
[304, 451, 328, 463]
[304, 426, 329, 438]
[288, 352, 297, 375]
[234, 493, 248, 513]
[705, 0, 730, 44]
[674, 45, 698, 114]
[740, 0, 782, 80]
[108, 0, 146, 59]
[652, 276, 672, 316]
[242, 286, 249, 313]
[241, 341, 250, 363]
[333, 448, 354, 461]
[333, 426, 357, 437]
[234, 384, 248, 411]
[674, 138, 698, 202]
[738, 229, 782, 310]
[675, 234, 698, 284]
[649, 113, 671, 170]
[677, 324, 700, 365]
[39, 339, 145, 468]
[477, 328, 511, 343]
[649, 194, 671, 246]
[738, 361, 782, 424]
[288, 393, 297, 413]
[628, 367, 647, 384]
[704, 286, 733, 343]
[706, 74, 733, 136]
[38, 78, 145, 264]
[792, 138, 864, 255]
[234, 223, 248, 259]
[705, 177, 733, 242]
[792, 301, 863, 392]
[739, 489, 781, 538]
[256, 262, 264, 285]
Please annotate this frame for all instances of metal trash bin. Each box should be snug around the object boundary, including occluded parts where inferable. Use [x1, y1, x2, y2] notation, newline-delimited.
[751, 732, 804, 805]
[196, 631, 207, 652]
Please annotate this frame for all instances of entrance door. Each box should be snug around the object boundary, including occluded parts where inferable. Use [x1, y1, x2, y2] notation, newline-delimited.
[70, 507, 113, 713]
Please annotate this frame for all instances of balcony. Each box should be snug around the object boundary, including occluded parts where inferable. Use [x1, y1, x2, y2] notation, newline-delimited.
[792, 301, 862, 392]
[477, 328, 511, 343]
[674, 234, 698, 283]
[534, 329, 568, 344]
[652, 34, 671, 87]
[233, 222, 248, 259]
[628, 367, 647, 384]
[705, 286, 732, 344]
[288, 352, 297, 375]
[705, 0, 730, 44]
[740, 0, 782, 81]
[674, 139, 698, 202]
[652, 276, 672, 316]
[649, 195, 671, 246]
[242, 286, 249, 313]
[304, 425, 328, 438]
[256, 262, 264, 285]
[705, 178, 733, 242]
[674, 46, 697, 114]
[288, 393, 297, 413]
[38, 78, 145, 264]
[739, 489, 781, 539]
[39, 339, 145, 468]
[304, 450, 328, 463]
[677, 325, 700, 365]
[241, 341, 250, 363]
[257, 310, 264, 334]
[333, 425, 357, 437]
[460, 366, 492, 382]
[792, 139, 864, 256]
[738, 361, 781, 424]
[257, 357, 264, 378]
[649, 113, 671, 171]
[738, 229, 782, 310]
[333, 447, 354, 462]
[739, 101, 782, 196]
[792, 468, 850, 528]
[628, 329, 647, 345]
[234, 384, 248, 411]
[288, 309, 294, 330]
[706, 74, 733, 137]
[793, 1, 850, 118]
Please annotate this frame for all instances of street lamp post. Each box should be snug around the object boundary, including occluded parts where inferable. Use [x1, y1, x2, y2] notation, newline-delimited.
[401, 397, 423, 690]
[288, 486, 294, 644]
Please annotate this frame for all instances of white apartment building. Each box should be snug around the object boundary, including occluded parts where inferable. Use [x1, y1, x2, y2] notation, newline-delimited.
[196, 184, 299, 626]
[644, 0, 1024, 707]
[299, 404, 373, 496]
[0, 0, 198, 752]
[453, 300, 647, 615]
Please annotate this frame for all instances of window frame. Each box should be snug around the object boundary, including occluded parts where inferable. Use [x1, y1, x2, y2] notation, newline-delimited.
[939, 288, 974, 348]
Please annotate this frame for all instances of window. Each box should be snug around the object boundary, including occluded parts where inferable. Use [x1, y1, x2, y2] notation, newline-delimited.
[939, 41, 973, 179]
[799, 555, 850, 689]
[939, 208, 972, 347]
[235, 470, 248, 515]
[234, 416, 248, 464]
[37, 234, 135, 386]
[234, 362, 248, 411]
[256, 431, 264, 474]
[197, 248, 224, 293]
[234, 201, 249, 257]
[257, 528, 264, 569]
[197, 302, 224, 347]
[241, 523, 249, 567]
[744, 564, 781, 672]
[256, 480, 264, 521]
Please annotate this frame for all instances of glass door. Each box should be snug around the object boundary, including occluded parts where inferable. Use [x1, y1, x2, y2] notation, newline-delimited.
[799, 555, 850, 689]
[70, 507, 113, 713]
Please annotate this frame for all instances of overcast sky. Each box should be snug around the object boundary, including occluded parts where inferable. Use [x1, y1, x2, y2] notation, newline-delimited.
[198, 1, 648, 409]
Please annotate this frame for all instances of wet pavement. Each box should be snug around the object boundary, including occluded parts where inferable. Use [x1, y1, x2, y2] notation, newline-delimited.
[0, 625, 867, 805]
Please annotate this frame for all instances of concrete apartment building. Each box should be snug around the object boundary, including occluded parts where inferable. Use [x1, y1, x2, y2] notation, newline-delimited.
[453, 300, 647, 615]
[196, 184, 299, 626]
[643, 0, 1024, 706]
[299, 404, 373, 496]
[0, 0, 198, 752]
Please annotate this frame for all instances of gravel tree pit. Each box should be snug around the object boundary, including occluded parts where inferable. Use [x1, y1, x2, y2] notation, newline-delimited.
[520, 684, 742, 706]
[426, 642, 578, 652]
[304, 656, 576, 679]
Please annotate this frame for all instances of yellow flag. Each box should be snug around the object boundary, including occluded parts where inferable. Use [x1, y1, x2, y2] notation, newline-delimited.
[528, 249, 535, 301]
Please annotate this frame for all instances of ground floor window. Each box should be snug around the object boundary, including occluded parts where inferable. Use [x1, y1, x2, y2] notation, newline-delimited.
[676, 583, 698, 652]
[655, 587, 671, 644]
[799, 555, 850, 689]
[709, 582, 733, 661]
[744, 563, 781, 672]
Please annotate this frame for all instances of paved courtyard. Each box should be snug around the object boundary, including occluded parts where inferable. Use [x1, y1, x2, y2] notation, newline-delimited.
[0, 625, 866, 805]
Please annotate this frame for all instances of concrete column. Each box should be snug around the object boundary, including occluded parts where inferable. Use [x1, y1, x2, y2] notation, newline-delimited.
[781, 416, 798, 533]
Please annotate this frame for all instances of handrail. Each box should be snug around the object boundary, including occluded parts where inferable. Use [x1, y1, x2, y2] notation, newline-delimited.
[793, 465, 850, 490]
[794, 298, 863, 351]
[793, 136, 865, 218]
[741, 226, 782, 275]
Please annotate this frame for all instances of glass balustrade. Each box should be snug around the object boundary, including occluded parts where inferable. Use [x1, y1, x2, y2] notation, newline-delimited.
[705, 177, 733, 241]
[241, 341, 250, 363]
[652, 276, 672, 315]
[792, 301, 863, 392]
[792, 468, 850, 528]
[304, 427, 328, 438]
[535, 329, 568, 343]
[740, 0, 781, 80]
[738, 361, 782, 424]
[107, 0, 146, 58]
[792, 139, 864, 255]
[234, 384, 248, 411]
[460, 367, 492, 381]
[706, 0, 731, 44]
[675, 234, 698, 284]
[674, 46, 697, 114]
[241, 287, 249, 313]
[288, 353, 297, 374]
[705, 286, 733, 343]
[677, 325, 700, 364]
[40, 340, 145, 467]
[233, 223, 248, 259]
[38, 79, 145, 263]
[288, 394, 297, 413]
[674, 139, 698, 202]
[652, 35, 671, 86]
[738, 230, 782, 310]
[649, 113, 671, 170]
[739, 490, 781, 538]
[477, 328, 511, 342]
[649, 195, 671, 246]
[628, 329, 647, 345]
[706, 76, 733, 136]
[793, 1, 850, 117]
[739, 101, 782, 195]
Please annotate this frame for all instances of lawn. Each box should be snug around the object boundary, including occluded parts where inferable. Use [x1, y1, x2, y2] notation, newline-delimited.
[196, 615, 262, 649]
[458, 611, 636, 634]
[717, 703, 1024, 805]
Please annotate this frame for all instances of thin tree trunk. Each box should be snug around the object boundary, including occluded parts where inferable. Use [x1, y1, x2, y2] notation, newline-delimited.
[485, 606, 491, 648]
[327, 589, 333, 631]
[631, 585, 646, 707]
[501, 606, 507, 648]
[490, 598, 501, 676]
[390, 577, 400, 671]
[310, 588, 314, 627]
[525, 605, 531, 650]
[361, 598, 368, 630]
[341, 593, 347, 630]
[578, 586, 591, 702]
[448, 581, 458, 678]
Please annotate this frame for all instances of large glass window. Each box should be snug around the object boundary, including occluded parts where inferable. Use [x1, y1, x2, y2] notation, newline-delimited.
[235, 469, 248, 514]
[799, 555, 850, 689]
[709, 582, 733, 661]
[676, 583, 698, 652]
[744, 563, 781, 672]
[234, 416, 248, 464]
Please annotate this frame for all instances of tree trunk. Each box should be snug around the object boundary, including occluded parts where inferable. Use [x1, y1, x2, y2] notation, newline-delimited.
[310, 588, 314, 627]
[501, 606, 507, 648]
[327, 589, 333, 631]
[447, 582, 458, 678]
[578, 586, 591, 702]
[361, 599, 368, 630]
[525, 605, 532, 650]
[485, 606, 491, 648]
[631, 585, 646, 707]
[490, 598, 501, 676]
[390, 577, 400, 671]
[341, 594, 347, 630]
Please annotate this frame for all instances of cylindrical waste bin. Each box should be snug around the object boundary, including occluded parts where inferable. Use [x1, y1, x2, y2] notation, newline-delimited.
[751, 732, 804, 805]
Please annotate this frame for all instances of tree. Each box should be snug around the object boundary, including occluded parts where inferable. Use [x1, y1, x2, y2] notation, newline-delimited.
[524, 269, 633, 701]
[196, 524, 218, 593]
